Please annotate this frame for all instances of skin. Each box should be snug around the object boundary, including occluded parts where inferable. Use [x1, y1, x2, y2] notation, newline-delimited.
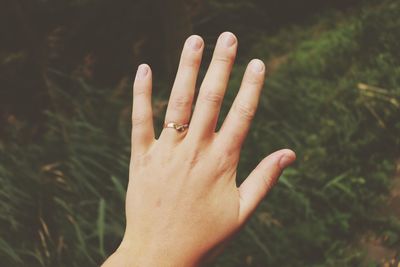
[102, 32, 296, 267]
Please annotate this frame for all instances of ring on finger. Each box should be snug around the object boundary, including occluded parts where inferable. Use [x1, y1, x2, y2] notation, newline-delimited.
[163, 122, 189, 132]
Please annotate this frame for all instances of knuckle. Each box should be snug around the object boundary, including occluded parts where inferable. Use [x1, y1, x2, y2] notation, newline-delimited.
[217, 154, 233, 172]
[245, 74, 263, 85]
[186, 151, 201, 168]
[213, 54, 234, 65]
[134, 86, 147, 96]
[233, 101, 256, 120]
[170, 95, 192, 110]
[213, 148, 236, 173]
[131, 151, 152, 167]
[200, 91, 224, 106]
[181, 53, 201, 68]
[131, 112, 149, 126]
[182, 145, 203, 169]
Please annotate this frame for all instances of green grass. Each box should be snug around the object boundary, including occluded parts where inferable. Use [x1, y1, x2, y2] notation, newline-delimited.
[1, 1, 400, 266]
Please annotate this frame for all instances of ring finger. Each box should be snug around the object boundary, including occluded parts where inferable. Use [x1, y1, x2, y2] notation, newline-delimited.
[161, 35, 204, 141]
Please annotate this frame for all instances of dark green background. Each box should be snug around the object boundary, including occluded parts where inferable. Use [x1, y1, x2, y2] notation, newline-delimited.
[1, 0, 399, 266]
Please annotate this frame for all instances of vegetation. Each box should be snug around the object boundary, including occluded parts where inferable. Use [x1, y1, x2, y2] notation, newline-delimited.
[0, 0, 399, 266]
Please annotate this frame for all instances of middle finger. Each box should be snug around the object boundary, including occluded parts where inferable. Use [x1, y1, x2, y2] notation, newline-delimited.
[188, 32, 238, 141]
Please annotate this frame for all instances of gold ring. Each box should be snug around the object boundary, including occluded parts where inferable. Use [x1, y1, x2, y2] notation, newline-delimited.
[164, 122, 189, 132]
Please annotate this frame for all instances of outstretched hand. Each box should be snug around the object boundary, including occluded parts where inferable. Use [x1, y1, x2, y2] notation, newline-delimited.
[103, 32, 295, 267]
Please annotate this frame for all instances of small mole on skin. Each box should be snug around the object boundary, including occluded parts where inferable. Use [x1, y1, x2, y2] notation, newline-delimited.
[156, 198, 162, 208]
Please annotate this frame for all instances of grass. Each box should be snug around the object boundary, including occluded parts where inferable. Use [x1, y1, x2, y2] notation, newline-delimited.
[0, 0, 400, 266]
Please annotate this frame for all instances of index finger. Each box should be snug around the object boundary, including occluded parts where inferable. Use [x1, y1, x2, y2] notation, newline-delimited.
[216, 59, 265, 154]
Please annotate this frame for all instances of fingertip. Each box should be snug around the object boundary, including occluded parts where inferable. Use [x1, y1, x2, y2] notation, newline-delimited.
[133, 64, 152, 97]
[249, 59, 265, 73]
[242, 59, 265, 86]
[278, 149, 296, 169]
[219, 31, 237, 47]
[135, 64, 151, 81]
[186, 35, 204, 51]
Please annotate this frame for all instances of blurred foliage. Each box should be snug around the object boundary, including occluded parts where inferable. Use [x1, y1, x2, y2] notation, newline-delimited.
[215, 1, 400, 266]
[1, 0, 400, 266]
[0, 0, 363, 124]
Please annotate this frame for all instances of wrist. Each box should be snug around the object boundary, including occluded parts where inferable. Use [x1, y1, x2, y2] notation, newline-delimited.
[103, 237, 200, 267]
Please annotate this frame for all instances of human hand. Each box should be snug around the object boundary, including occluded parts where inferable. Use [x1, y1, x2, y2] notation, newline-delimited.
[103, 32, 295, 267]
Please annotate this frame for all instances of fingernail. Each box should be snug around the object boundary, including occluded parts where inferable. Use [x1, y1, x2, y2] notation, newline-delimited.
[188, 36, 202, 51]
[279, 154, 294, 169]
[136, 64, 148, 80]
[250, 59, 265, 73]
[222, 32, 236, 47]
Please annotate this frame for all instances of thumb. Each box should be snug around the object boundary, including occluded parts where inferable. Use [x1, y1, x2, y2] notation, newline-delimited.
[238, 149, 296, 224]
